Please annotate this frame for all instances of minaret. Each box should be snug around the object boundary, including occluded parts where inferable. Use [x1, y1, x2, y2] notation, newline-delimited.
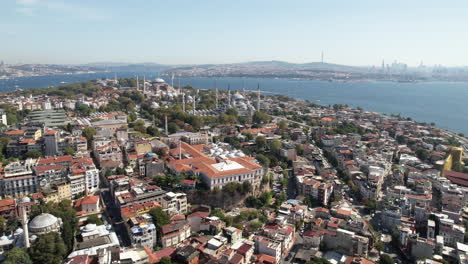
[192, 96, 196, 114]
[114, 72, 117, 83]
[257, 83, 261, 111]
[227, 84, 231, 107]
[215, 88, 219, 109]
[242, 80, 246, 96]
[178, 140, 182, 160]
[178, 79, 181, 94]
[182, 93, 186, 112]
[136, 75, 139, 90]
[321, 50, 324, 64]
[20, 206, 29, 248]
[171, 73, 175, 88]
[165, 115, 168, 135]
[143, 75, 146, 93]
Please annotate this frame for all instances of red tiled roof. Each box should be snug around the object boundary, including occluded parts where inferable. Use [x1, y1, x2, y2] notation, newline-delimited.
[34, 164, 63, 173]
[4, 130, 25, 135]
[188, 211, 210, 219]
[38, 155, 73, 165]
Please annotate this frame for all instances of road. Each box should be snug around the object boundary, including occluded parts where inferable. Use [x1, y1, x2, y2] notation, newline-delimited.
[285, 169, 297, 199]
[100, 190, 132, 247]
[283, 232, 304, 264]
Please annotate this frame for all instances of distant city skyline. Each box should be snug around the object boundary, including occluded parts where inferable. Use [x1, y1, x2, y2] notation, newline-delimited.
[2, 0, 468, 66]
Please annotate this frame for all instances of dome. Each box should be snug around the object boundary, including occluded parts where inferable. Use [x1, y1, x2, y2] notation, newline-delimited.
[83, 223, 97, 232]
[232, 93, 244, 100]
[29, 213, 58, 229]
[14, 228, 23, 236]
[155, 78, 165, 83]
[20, 197, 31, 203]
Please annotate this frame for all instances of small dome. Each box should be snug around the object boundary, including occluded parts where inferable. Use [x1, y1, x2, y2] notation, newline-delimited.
[14, 228, 23, 236]
[29, 213, 58, 229]
[83, 223, 97, 232]
[155, 78, 165, 83]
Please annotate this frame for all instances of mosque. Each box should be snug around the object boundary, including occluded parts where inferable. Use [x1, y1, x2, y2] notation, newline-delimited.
[0, 197, 62, 253]
[187, 86, 261, 117]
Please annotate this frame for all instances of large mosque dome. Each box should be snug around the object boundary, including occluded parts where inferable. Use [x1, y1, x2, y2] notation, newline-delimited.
[29, 213, 62, 235]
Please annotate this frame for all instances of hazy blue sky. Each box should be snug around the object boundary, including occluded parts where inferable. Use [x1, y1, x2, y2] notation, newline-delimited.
[1, 0, 468, 66]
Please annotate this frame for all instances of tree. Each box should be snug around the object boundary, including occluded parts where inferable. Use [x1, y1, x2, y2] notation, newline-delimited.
[30, 200, 78, 253]
[415, 148, 429, 161]
[306, 258, 331, 264]
[374, 241, 384, 255]
[160, 257, 173, 264]
[278, 120, 288, 130]
[147, 126, 160, 137]
[149, 207, 170, 231]
[241, 181, 253, 194]
[253, 111, 271, 124]
[249, 221, 263, 231]
[0, 215, 4, 235]
[63, 148, 75, 156]
[86, 215, 103, 225]
[29, 232, 66, 264]
[269, 139, 282, 153]
[167, 122, 179, 134]
[255, 136, 267, 150]
[82, 127, 96, 141]
[6, 216, 19, 233]
[25, 150, 42, 159]
[379, 254, 395, 264]
[256, 154, 270, 168]
[4, 248, 32, 264]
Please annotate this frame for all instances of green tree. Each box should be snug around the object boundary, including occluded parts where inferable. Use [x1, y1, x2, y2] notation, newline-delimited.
[82, 127, 97, 141]
[241, 181, 253, 194]
[249, 220, 263, 231]
[269, 139, 282, 153]
[149, 207, 170, 231]
[29, 232, 66, 264]
[160, 257, 173, 264]
[306, 258, 331, 264]
[86, 215, 103, 225]
[25, 150, 43, 159]
[4, 248, 32, 264]
[6, 216, 19, 233]
[379, 254, 395, 264]
[256, 154, 270, 168]
[167, 122, 179, 134]
[374, 241, 384, 256]
[253, 111, 271, 124]
[255, 136, 267, 150]
[278, 120, 288, 130]
[63, 148, 75, 156]
[0, 215, 4, 235]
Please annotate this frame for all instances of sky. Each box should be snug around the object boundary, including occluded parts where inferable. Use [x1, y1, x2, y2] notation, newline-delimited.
[1, 0, 468, 66]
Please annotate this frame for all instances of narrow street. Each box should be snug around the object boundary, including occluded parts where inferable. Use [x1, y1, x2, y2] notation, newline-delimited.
[100, 190, 132, 247]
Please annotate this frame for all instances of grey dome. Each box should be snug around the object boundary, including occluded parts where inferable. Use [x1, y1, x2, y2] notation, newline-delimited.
[29, 213, 58, 229]
[233, 93, 244, 100]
